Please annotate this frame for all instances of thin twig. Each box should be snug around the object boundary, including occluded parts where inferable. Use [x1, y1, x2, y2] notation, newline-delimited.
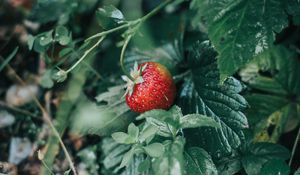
[0, 100, 39, 119]
[289, 125, 300, 166]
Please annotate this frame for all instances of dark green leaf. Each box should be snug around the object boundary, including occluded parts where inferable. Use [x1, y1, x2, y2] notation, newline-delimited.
[138, 158, 150, 173]
[39, 30, 53, 46]
[96, 5, 125, 29]
[286, 0, 300, 25]
[259, 159, 290, 175]
[184, 147, 218, 175]
[125, 41, 183, 75]
[0, 47, 18, 72]
[143, 143, 164, 158]
[240, 46, 300, 142]
[295, 167, 300, 175]
[179, 41, 248, 157]
[241, 142, 290, 175]
[152, 137, 185, 175]
[216, 155, 242, 175]
[180, 114, 220, 129]
[195, 0, 289, 78]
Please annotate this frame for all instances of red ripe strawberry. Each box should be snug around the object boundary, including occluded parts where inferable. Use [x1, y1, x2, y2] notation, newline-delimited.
[122, 62, 176, 113]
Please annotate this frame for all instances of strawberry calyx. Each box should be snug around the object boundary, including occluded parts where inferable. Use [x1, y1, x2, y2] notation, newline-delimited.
[122, 62, 148, 96]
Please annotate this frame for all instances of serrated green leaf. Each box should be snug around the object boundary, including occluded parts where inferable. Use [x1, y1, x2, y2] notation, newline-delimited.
[96, 5, 125, 29]
[195, 0, 289, 78]
[125, 41, 183, 75]
[259, 159, 290, 175]
[180, 114, 220, 129]
[179, 41, 248, 157]
[112, 132, 135, 144]
[0, 47, 18, 72]
[241, 142, 290, 175]
[184, 147, 218, 175]
[152, 137, 185, 175]
[143, 143, 164, 158]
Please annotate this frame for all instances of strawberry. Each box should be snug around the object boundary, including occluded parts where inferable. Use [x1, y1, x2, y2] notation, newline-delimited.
[122, 62, 176, 113]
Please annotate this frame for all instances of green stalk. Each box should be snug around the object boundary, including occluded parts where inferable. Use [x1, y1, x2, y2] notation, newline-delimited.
[289, 125, 300, 166]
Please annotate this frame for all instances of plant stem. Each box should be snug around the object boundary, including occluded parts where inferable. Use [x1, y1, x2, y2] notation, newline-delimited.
[140, 0, 171, 22]
[2, 61, 78, 175]
[120, 35, 134, 81]
[289, 125, 300, 166]
[85, 23, 131, 41]
[65, 36, 105, 73]
[41, 160, 55, 175]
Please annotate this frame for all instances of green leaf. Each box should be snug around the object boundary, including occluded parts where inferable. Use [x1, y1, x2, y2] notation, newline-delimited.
[55, 26, 71, 45]
[195, 0, 289, 78]
[259, 159, 290, 175]
[128, 123, 139, 141]
[125, 41, 183, 75]
[96, 5, 125, 29]
[101, 138, 131, 170]
[138, 158, 150, 173]
[286, 0, 300, 25]
[71, 86, 135, 136]
[27, 35, 35, 50]
[179, 41, 248, 157]
[241, 142, 290, 175]
[139, 124, 158, 143]
[112, 132, 135, 144]
[59, 47, 73, 58]
[216, 155, 242, 175]
[143, 143, 164, 158]
[64, 169, 71, 175]
[295, 167, 300, 175]
[40, 70, 54, 88]
[137, 107, 179, 137]
[184, 147, 218, 175]
[0, 47, 18, 72]
[152, 137, 185, 175]
[120, 147, 135, 168]
[240, 46, 300, 142]
[180, 114, 220, 129]
[39, 30, 53, 46]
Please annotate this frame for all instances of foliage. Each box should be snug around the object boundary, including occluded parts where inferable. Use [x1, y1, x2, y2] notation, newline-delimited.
[1, 0, 300, 174]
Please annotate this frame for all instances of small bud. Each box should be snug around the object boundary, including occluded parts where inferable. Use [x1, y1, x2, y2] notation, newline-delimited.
[52, 69, 68, 83]
[37, 150, 44, 160]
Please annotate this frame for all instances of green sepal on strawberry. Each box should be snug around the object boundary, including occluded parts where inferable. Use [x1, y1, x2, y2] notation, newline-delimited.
[122, 62, 176, 113]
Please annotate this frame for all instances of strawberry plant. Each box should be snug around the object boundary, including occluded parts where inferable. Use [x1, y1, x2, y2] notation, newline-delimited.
[0, 0, 300, 175]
